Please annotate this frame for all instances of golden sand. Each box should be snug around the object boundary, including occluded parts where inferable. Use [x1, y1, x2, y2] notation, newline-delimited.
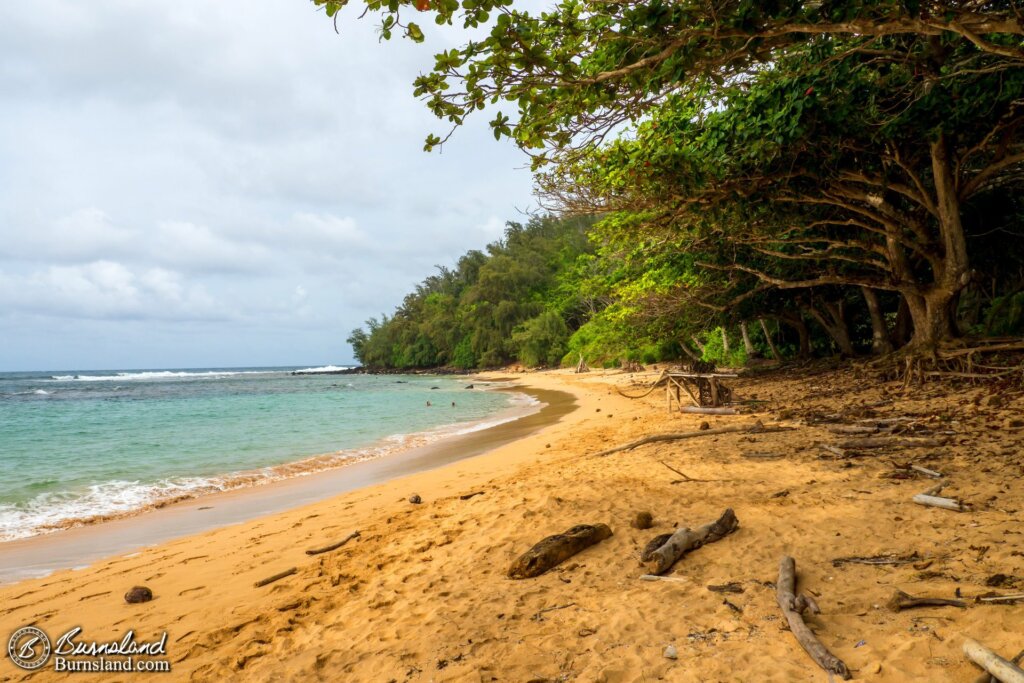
[1, 367, 1021, 682]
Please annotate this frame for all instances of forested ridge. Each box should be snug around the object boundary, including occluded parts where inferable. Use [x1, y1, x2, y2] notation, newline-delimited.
[335, 1, 1024, 371]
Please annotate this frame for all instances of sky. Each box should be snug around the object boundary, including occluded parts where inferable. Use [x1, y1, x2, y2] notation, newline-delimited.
[0, 1, 538, 371]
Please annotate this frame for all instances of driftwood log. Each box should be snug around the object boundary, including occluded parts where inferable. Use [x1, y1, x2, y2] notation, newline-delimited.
[643, 509, 738, 575]
[305, 530, 360, 556]
[640, 533, 673, 562]
[254, 567, 297, 588]
[912, 493, 966, 511]
[776, 556, 851, 680]
[508, 524, 612, 579]
[887, 589, 966, 611]
[595, 422, 790, 457]
[964, 639, 1024, 683]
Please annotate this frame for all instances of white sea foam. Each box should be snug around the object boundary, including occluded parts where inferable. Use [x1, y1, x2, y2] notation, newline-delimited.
[291, 365, 354, 373]
[0, 390, 545, 542]
[48, 370, 278, 382]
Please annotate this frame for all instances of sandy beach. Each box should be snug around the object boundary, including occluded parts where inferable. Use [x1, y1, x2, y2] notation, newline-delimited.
[1, 366, 1021, 682]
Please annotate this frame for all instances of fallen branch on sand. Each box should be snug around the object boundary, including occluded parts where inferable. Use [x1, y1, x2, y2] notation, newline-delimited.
[254, 567, 297, 588]
[508, 524, 612, 579]
[976, 592, 1024, 604]
[305, 530, 361, 556]
[776, 555, 851, 680]
[834, 436, 947, 450]
[831, 552, 921, 567]
[595, 422, 790, 457]
[643, 509, 738, 576]
[912, 482, 967, 512]
[680, 406, 739, 415]
[964, 639, 1024, 683]
[658, 460, 718, 483]
[887, 589, 966, 611]
[459, 491, 485, 500]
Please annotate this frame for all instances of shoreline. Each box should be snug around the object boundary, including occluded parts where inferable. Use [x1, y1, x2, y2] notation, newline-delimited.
[1, 367, 1020, 682]
[0, 384, 576, 584]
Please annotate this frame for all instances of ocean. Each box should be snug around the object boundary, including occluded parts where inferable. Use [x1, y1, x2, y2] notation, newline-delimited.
[0, 367, 533, 543]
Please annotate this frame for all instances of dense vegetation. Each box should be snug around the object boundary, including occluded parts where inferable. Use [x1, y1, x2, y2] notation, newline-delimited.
[329, 1, 1024, 369]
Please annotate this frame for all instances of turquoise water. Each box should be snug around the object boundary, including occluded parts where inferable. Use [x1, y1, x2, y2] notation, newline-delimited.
[0, 368, 526, 541]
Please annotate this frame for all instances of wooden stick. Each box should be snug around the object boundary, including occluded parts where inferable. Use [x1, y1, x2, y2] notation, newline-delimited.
[973, 648, 1024, 683]
[680, 406, 739, 415]
[644, 509, 738, 576]
[254, 567, 297, 588]
[836, 436, 947, 449]
[976, 593, 1024, 603]
[459, 491, 485, 500]
[912, 494, 966, 512]
[911, 464, 943, 478]
[887, 589, 966, 611]
[963, 639, 1024, 683]
[305, 530, 360, 556]
[638, 574, 690, 583]
[826, 424, 882, 434]
[595, 423, 790, 457]
[831, 552, 921, 567]
[776, 556, 851, 679]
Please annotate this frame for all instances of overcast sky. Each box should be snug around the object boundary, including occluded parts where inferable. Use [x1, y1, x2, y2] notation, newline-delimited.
[0, 1, 537, 371]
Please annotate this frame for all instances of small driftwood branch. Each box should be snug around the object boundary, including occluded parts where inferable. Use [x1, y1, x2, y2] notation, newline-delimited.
[887, 589, 967, 611]
[826, 424, 882, 435]
[911, 464, 944, 478]
[680, 406, 739, 415]
[508, 524, 612, 579]
[459, 491, 485, 500]
[835, 436, 947, 449]
[595, 422, 789, 457]
[305, 530, 360, 556]
[832, 552, 920, 567]
[638, 574, 689, 583]
[254, 567, 297, 588]
[776, 555, 851, 680]
[976, 593, 1024, 603]
[973, 648, 1024, 683]
[913, 494, 966, 511]
[963, 639, 1024, 683]
[644, 509, 738, 576]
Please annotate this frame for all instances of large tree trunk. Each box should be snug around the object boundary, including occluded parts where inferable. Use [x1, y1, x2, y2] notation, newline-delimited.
[902, 133, 970, 351]
[776, 312, 811, 358]
[860, 287, 894, 355]
[893, 296, 914, 349]
[758, 318, 781, 361]
[805, 301, 855, 356]
[720, 326, 730, 354]
[739, 321, 759, 357]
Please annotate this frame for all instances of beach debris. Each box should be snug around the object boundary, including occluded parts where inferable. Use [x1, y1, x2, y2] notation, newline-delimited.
[707, 582, 744, 594]
[595, 421, 790, 457]
[409, 494, 423, 504]
[723, 598, 743, 614]
[631, 511, 654, 530]
[834, 436, 947, 450]
[680, 406, 739, 415]
[658, 460, 717, 484]
[912, 482, 967, 512]
[459, 491, 485, 501]
[975, 592, 1024, 604]
[886, 589, 966, 612]
[530, 602, 576, 621]
[831, 552, 921, 568]
[640, 534, 673, 562]
[254, 567, 297, 588]
[963, 639, 1024, 683]
[910, 464, 943, 478]
[699, 421, 711, 430]
[124, 586, 153, 604]
[664, 645, 678, 660]
[305, 530, 361, 556]
[507, 524, 612, 579]
[464, 384, 474, 389]
[776, 555, 850, 680]
[639, 574, 689, 583]
[643, 508, 738, 576]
